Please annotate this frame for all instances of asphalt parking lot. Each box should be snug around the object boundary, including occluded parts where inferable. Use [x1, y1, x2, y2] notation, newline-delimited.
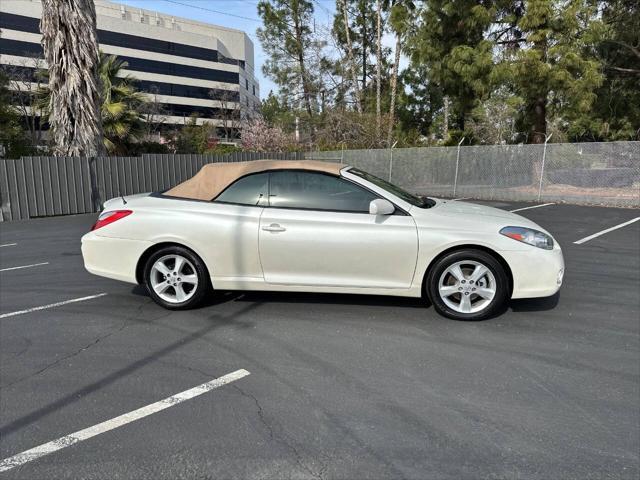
[0, 199, 638, 479]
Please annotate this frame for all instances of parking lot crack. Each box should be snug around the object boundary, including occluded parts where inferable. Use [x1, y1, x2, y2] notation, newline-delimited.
[232, 384, 326, 480]
[0, 321, 129, 391]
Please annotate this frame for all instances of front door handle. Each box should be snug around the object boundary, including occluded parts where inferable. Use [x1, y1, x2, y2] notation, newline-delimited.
[262, 223, 286, 232]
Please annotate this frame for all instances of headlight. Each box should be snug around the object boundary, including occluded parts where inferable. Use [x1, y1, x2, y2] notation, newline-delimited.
[500, 226, 554, 250]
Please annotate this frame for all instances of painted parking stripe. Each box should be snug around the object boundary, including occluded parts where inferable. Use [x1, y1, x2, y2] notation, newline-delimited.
[0, 293, 108, 319]
[0, 243, 17, 248]
[574, 217, 640, 245]
[0, 369, 250, 473]
[510, 203, 555, 213]
[453, 197, 471, 201]
[0, 262, 49, 272]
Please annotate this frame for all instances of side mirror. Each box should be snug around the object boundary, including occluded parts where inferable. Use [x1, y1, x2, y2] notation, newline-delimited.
[369, 198, 395, 215]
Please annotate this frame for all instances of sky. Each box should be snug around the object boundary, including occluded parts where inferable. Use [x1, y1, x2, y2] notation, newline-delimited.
[118, 0, 340, 98]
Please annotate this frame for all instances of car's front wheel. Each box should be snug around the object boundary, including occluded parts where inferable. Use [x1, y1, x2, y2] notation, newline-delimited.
[144, 246, 210, 309]
[427, 249, 509, 320]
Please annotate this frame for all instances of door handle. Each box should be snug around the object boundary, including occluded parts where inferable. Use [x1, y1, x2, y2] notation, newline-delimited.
[262, 223, 286, 232]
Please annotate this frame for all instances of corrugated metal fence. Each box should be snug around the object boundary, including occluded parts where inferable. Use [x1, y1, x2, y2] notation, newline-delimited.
[0, 152, 301, 221]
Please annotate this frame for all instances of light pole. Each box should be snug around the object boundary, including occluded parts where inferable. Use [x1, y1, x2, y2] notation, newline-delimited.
[389, 140, 398, 182]
[537, 133, 553, 201]
[452, 137, 465, 197]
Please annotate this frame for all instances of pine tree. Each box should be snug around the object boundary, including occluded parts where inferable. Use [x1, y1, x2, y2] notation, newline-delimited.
[404, 0, 495, 133]
[257, 0, 317, 123]
[333, 0, 377, 108]
[568, 0, 639, 140]
[493, 0, 603, 143]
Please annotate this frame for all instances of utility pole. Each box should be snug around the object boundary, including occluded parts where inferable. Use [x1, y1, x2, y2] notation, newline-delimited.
[443, 96, 450, 142]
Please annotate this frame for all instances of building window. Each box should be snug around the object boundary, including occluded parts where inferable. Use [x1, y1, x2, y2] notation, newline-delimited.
[0, 12, 235, 64]
[252, 85, 255, 96]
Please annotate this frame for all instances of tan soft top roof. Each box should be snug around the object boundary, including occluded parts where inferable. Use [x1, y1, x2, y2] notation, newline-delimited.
[164, 159, 344, 201]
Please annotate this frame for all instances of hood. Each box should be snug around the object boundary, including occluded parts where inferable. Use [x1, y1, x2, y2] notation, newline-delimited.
[415, 199, 551, 234]
[434, 200, 521, 220]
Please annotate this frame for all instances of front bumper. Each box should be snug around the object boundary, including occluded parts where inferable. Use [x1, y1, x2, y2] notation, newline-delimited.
[81, 232, 152, 284]
[501, 245, 565, 299]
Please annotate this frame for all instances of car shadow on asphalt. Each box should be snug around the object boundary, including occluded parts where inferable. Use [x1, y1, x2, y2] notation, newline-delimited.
[509, 292, 561, 312]
[231, 291, 428, 309]
[131, 284, 426, 309]
[130, 285, 560, 317]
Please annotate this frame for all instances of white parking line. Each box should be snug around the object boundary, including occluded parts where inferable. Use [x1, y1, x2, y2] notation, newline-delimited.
[0, 369, 250, 473]
[0, 262, 49, 272]
[510, 203, 555, 213]
[0, 243, 17, 248]
[574, 217, 640, 245]
[453, 197, 471, 201]
[0, 293, 108, 319]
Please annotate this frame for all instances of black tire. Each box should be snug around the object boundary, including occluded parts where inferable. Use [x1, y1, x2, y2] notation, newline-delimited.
[143, 245, 210, 310]
[426, 249, 509, 320]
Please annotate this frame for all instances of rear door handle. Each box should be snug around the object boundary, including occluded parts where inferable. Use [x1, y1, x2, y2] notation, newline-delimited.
[262, 223, 286, 232]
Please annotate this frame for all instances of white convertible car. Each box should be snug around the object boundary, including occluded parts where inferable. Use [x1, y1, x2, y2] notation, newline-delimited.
[81, 160, 564, 320]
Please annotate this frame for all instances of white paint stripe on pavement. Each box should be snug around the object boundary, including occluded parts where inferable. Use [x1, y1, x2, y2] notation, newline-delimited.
[574, 217, 640, 245]
[452, 197, 471, 201]
[0, 262, 49, 272]
[0, 243, 17, 247]
[0, 293, 108, 319]
[0, 369, 250, 472]
[510, 203, 555, 213]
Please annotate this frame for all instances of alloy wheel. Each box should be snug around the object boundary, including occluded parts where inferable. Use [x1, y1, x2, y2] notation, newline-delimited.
[437, 260, 496, 314]
[149, 254, 199, 304]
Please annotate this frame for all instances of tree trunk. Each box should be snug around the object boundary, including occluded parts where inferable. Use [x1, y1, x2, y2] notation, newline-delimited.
[342, 0, 363, 114]
[376, 0, 382, 137]
[530, 94, 547, 184]
[530, 95, 547, 144]
[387, 33, 401, 147]
[292, 12, 313, 121]
[529, 29, 549, 181]
[41, 0, 104, 156]
[361, 1, 367, 97]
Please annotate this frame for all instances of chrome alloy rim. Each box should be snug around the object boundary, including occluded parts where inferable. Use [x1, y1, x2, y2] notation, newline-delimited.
[438, 260, 496, 314]
[150, 254, 199, 303]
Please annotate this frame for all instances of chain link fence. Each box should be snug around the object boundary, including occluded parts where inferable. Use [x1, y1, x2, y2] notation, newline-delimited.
[307, 141, 640, 207]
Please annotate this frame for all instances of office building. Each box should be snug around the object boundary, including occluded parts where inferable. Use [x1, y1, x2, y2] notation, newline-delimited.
[0, 0, 259, 140]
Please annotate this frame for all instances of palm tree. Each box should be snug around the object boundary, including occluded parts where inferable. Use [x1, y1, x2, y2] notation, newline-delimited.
[387, 0, 414, 146]
[99, 54, 146, 154]
[341, 0, 363, 114]
[40, 54, 147, 154]
[41, 0, 104, 156]
[376, 0, 382, 136]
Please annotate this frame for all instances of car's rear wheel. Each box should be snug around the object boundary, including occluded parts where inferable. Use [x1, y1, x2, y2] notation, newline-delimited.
[427, 249, 509, 320]
[144, 246, 210, 309]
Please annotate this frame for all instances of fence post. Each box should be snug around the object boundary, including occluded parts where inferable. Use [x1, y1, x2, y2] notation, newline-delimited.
[537, 133, 553, 201]
[452, 137, 465, 197]
[389, 140, 398, 182]
[87, 156, 101, 212]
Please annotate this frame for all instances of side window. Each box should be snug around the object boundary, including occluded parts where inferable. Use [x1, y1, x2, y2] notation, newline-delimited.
[215, 173, 268, 206]
[269, 171, 378, 213]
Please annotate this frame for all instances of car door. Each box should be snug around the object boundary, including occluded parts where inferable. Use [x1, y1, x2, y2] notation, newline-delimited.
[205, 172, 269, 280]
[259, 170, 418, 289]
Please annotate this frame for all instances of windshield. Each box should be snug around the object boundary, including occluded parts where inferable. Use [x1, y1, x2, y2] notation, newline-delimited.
[347, 168, 435, 208]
